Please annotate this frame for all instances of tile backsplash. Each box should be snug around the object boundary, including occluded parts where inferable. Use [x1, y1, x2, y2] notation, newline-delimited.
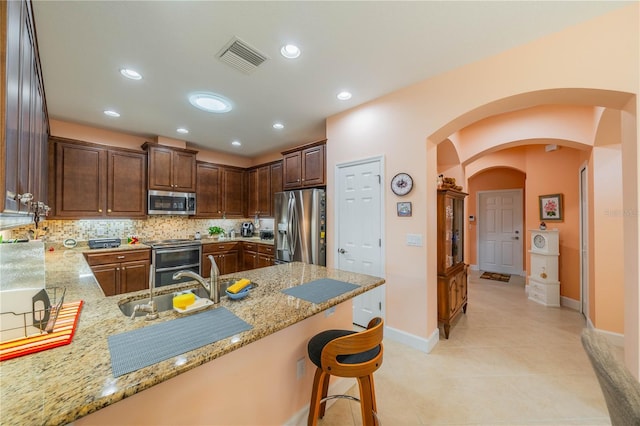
[6, 217, 275, 243]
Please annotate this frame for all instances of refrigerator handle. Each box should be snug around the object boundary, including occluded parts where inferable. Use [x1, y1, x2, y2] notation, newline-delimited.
[287, 194, 297, 257]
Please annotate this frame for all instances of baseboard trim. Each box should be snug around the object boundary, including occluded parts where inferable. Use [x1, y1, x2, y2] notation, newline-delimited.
[469, 264, 479, 271]
[585, 323, 625, 347]
[560, 296, 581, 311]
[385, 325, 439, 353]
[285, 377, 355, 425]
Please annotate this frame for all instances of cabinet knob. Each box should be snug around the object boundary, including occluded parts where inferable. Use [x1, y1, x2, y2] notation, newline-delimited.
[117, 256, 125, 259]
[116, 267, 120, 271]
[107, 209, 112, 213]
[98, 209, 103, 213]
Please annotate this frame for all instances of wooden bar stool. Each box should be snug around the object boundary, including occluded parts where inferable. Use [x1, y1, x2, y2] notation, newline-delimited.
[307, 317, 384, 426]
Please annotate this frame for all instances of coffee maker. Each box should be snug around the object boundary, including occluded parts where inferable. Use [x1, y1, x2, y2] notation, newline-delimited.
[241, 222, 255, 237]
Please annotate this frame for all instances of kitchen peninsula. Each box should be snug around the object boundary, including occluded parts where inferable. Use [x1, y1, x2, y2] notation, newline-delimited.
[0, 244, 384, 425]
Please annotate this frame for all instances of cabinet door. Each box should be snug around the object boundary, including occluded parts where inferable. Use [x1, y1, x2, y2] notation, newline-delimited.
[270, 161, 283, 216]
[247, 169, 258, 216]
[120, 260, 149, 294]
[243, 249, 258, 271]
[172, 151, 196, 192]
[301, 145, 325, 187]
[283, 151, 302, 190]
[196, 162, 222, 217]
[54, 143, 105, 217]
[107, 150, 146, 217]
[147, 146, 174, 191]
[222, 167, 244, 217]
[221, 250, 240, 274]
[91, 263, 119, 296]
[257, 165, 271, 216]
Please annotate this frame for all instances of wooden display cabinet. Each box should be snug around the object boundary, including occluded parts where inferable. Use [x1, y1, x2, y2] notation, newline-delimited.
[437, 188, 468, 338]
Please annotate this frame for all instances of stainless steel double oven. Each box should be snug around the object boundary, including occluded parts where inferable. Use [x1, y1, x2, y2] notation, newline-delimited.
[145, 239, 202, 287]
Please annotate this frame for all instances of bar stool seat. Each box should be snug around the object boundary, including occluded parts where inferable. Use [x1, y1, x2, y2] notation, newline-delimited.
[307, 317, 384, 426]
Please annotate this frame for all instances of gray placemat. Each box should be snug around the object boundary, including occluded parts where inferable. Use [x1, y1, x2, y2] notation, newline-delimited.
[108, 307, 252, 377]
[281, 279, 359, 304]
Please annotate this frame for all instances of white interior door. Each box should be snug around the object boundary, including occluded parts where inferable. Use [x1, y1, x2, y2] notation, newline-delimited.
[478, 189, 523, 275]
[336, 158, 384, 327]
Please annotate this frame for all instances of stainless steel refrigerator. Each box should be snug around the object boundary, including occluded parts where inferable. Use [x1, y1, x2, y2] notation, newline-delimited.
[274, 188, 326, 265]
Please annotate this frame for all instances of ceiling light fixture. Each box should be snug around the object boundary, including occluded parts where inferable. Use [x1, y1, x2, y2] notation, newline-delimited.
[337, 91, 352, 101]
[280, 44, 301, 59]
[176, 128, 189, 134]
[103, 110, 120, 117]
[189, 92, 233, 113]
[273, 122, 284, 130]
[119, 68, 142, 80]
[232, 140, 242, 147]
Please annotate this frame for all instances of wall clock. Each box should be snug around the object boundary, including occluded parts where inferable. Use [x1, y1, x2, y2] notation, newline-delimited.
[530, 230, 559, 255]
[391, 173, 413, 196]
[533, 234, 546, 249]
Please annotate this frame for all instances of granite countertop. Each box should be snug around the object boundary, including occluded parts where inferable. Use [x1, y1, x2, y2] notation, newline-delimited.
[0, 246, 383, 426]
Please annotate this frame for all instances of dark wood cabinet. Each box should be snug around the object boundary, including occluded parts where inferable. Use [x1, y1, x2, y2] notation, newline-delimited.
[2, 0, 49, 222]
[247, 160, 282, 218]
[143, 143, 197, 192]
[195, 161, 222, 217]
[202, 242, 240, 277]
[50, 139, 146, 218]
[437, 188, 468, 338]
[84, 249, 150, 296]
[257, 243, 275, 268]
[242, 242, 259, 271]
[282, 141, 326, 190]
[221, 166, 245, 217]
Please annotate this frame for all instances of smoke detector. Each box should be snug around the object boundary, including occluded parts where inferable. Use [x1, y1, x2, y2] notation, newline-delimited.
[217, 37, 268, 74]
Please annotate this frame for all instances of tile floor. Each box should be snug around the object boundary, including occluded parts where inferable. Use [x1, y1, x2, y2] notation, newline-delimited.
[315, 271, 612, 425]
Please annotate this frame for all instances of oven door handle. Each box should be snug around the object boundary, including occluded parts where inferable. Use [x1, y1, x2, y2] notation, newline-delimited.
[155, 247, 200, 255]
[155, 263, 200, 273]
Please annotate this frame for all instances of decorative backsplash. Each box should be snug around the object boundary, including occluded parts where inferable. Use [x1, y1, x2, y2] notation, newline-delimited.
[5, 217, 275, 243]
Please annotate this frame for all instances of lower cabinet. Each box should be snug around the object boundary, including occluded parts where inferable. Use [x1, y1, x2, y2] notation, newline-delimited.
[205, 241, 275, 276]
[437, 263, 468, 339]
[202, 242, 240, 277]
[84, 249, 150, 296]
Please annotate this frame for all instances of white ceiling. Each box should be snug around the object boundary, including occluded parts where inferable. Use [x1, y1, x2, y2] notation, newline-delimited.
[32, 1, 629, 158]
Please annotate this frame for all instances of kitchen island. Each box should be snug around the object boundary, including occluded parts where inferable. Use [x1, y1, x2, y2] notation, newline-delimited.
[0, 244, 384, 425]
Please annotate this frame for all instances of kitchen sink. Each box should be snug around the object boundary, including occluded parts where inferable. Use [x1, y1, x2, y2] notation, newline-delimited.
[118, 278, 257, 317]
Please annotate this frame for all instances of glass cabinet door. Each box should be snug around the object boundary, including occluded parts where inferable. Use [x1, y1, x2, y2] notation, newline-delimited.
[443, 194, 465, 268]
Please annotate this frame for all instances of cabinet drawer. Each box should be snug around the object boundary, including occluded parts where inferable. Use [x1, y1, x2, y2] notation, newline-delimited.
[203, 242, 239, 254]
[243, 242, 258, 252]
[85, 249, 150, 266]
[258, 244, 274, 255]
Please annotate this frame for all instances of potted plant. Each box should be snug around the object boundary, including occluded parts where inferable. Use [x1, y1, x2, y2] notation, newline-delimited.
[208, 226, 225, 240]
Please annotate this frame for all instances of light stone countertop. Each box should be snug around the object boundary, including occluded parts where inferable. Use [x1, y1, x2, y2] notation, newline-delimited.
[0, 245, 384, 426]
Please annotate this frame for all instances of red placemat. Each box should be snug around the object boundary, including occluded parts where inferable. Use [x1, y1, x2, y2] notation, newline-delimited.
[0, 300, 83, 361]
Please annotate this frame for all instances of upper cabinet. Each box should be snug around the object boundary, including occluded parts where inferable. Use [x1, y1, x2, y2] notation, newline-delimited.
[50, 138, 147, 219]
[247, 160, 282, 218]
[282, 140, 326, 190]
[195, 161, 222, 218]
[142, 142, 197, 192]
[221, 166, 245, 217]
[2, 0, 49, 226]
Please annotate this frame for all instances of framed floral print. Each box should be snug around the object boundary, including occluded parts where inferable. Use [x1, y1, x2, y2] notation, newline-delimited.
[539, 193, 563, 221]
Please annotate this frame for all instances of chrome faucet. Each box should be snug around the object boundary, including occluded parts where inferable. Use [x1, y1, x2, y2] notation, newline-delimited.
[172, 255, 220, 304]
[130, 265, 159, 320]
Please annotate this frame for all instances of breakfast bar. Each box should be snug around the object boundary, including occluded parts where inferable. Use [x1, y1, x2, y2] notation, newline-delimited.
[0, 246, 384, 425]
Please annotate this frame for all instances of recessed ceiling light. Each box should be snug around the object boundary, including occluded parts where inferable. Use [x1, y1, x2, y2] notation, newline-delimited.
[337, 91, 352, 101]
[119, 68, 142, 80]
[231, 140, 241, 147]
[189, 92, 233, 113]
[280, 44, 301, 59]
[103, 110, 120, 117]
[273, 122, 284, 130]
[176, 128, 189, 134]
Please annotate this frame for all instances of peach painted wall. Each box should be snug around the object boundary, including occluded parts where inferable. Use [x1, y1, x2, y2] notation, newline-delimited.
[466, 167, 526, 269]
[326, 2, 638, 365]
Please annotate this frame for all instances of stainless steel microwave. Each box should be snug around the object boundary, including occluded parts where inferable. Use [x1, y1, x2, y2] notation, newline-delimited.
[148, 190, 196, 215]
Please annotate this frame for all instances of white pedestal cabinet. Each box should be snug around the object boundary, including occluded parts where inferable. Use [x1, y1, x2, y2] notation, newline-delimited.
[528, 230, 560, 307]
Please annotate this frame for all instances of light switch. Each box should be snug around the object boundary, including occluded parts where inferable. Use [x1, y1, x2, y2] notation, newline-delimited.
[406, 234, 423, 247]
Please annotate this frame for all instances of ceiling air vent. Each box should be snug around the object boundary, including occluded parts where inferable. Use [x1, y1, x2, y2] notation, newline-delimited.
[217, 37, 268, 74]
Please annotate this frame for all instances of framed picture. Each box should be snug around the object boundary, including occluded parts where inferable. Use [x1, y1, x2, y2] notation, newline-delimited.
[397, 201, 412, 217]
[539, 193, 563, 221]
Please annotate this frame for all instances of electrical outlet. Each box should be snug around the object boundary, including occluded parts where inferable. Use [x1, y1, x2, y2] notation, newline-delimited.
[325, 306, 336, 317]
[296, 358, 306, 379]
